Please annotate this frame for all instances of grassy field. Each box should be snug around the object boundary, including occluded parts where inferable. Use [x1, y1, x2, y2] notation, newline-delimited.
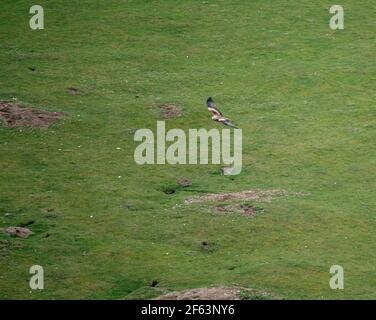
[1, 0, 376, 299]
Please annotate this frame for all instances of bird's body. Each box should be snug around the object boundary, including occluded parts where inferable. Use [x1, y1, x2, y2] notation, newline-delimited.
[206, 97, 238, 128]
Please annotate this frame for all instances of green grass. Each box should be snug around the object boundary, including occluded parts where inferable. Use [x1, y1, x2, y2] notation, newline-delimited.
[1, 0, 376, 299]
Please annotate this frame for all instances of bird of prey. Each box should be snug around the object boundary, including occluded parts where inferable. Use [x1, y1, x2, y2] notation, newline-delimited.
[206, 97, 238, 128]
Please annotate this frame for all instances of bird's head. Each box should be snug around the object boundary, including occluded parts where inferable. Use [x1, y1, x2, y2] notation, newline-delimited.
[207, 97, 213, 103]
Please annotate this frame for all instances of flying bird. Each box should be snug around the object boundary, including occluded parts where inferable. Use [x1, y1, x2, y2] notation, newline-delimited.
[206, 97, 238, 128]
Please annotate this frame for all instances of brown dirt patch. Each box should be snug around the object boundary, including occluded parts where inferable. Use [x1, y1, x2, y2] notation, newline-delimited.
[3, 227, 33, 238]
[156, 286, 280, 300]
[157, 286, 241, 300]
[185, 189, 291, 204]
[159, 103, 183, 119]
[177, 178, 192, 188]
[42, 208, 59, 218]
[0, 101, 64, 128]
[215, 204, 264, 217]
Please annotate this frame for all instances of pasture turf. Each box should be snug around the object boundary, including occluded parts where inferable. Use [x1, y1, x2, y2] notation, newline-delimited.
[0, 0, 375, 299]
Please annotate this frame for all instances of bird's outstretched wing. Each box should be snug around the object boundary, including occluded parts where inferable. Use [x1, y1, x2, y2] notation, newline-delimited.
[220, 118, 238, 128]
[206, 97, 223, 117]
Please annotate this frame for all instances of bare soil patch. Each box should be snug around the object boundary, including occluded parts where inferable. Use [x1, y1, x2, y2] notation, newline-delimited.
[3, 227, 33, 238]
[157, 286, 241, 300]
[156, 286, 280, 300]
[42, 208, 59, 218]
[215, 203, 264, 217]
[159, 103, 183, 119]
[185, 189, 290, 204]
[0, 101, 64, 128]
[177, 178, 192, 188]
